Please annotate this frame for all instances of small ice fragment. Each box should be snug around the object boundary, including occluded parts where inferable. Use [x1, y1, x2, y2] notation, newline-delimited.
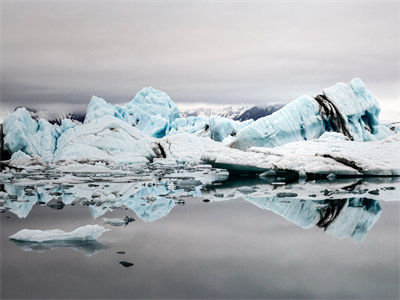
[237, 187, 256, 194]
[271, 182, 285, 186]
[327, 173, 336, 181]
[46, 199, 65, 210]
[276, 192, 298, 198]
[103, 216, 135, 226]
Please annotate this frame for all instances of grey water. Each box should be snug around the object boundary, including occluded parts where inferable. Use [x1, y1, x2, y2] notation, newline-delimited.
[1, 176, 399, 299]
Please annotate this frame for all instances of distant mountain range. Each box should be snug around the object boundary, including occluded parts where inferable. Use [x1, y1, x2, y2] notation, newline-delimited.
[3, 103, 283, 126]
[12, 107, 86, 125]
[177, 103, 284, 121]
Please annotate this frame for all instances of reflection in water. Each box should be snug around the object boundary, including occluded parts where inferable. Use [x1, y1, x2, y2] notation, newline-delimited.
[11, 240, 108, 257]
[1, 173, 398, 244]
[245, 197, 381, 242]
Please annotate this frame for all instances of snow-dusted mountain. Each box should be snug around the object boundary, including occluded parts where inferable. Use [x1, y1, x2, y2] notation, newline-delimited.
[13, 107, 84, 125]
[177, 103, 283, 121]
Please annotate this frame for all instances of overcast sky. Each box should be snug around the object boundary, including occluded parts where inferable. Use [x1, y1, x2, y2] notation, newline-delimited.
[0, 0, 399, 119]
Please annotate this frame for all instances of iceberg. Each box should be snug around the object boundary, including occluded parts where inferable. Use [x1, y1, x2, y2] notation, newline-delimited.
[2, 108, 73, 162]
[234, 78, 392, 150]
[84, 87, 180, 138]
[9, 224, 110, 242]
[54, 115, 163, 163]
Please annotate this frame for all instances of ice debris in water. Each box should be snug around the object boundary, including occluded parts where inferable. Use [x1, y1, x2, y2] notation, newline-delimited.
[103, 216, 135, 226]
[9, 225, 110, 242]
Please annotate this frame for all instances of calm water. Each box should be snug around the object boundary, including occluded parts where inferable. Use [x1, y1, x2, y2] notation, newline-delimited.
[1, 174, 399, 299]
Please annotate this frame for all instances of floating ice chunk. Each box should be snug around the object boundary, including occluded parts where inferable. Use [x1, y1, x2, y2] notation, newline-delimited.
[9, 225, 110, 242]
[103, 216, 135, 226]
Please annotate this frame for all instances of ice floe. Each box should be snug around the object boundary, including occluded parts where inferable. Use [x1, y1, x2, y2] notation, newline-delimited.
[9, 224, 110, 242]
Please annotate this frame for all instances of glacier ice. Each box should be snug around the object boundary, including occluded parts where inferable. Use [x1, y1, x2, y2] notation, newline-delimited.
[9, 224, 110, 242]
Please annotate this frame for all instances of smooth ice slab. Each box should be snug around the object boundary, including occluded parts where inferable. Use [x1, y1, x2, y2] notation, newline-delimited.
[202, 133, 400, 176]
[9, 224, 110, 242]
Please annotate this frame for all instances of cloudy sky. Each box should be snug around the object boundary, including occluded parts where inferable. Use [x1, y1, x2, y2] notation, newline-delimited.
[1, 0, 399, 120]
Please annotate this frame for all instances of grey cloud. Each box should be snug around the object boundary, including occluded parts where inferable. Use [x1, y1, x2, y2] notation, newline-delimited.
[0, 1, 398, 114]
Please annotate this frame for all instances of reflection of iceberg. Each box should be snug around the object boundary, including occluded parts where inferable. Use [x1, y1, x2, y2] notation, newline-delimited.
[323, 199, 381, 242]
[131, 197, 176, 223]
[119, 184, 178, 222]
[3, 199, 36, 218]
[245, 196, 381, 241]
[11, 240, 108, 257]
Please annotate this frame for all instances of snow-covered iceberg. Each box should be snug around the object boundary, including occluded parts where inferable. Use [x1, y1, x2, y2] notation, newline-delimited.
[9, 225, 109, 242]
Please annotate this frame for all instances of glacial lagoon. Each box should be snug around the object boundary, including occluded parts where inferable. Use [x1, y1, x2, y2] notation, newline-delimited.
[1, 167, 399, 299]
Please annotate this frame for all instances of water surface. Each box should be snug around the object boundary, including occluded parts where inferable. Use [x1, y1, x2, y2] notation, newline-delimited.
[1, 173, 399, 299]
